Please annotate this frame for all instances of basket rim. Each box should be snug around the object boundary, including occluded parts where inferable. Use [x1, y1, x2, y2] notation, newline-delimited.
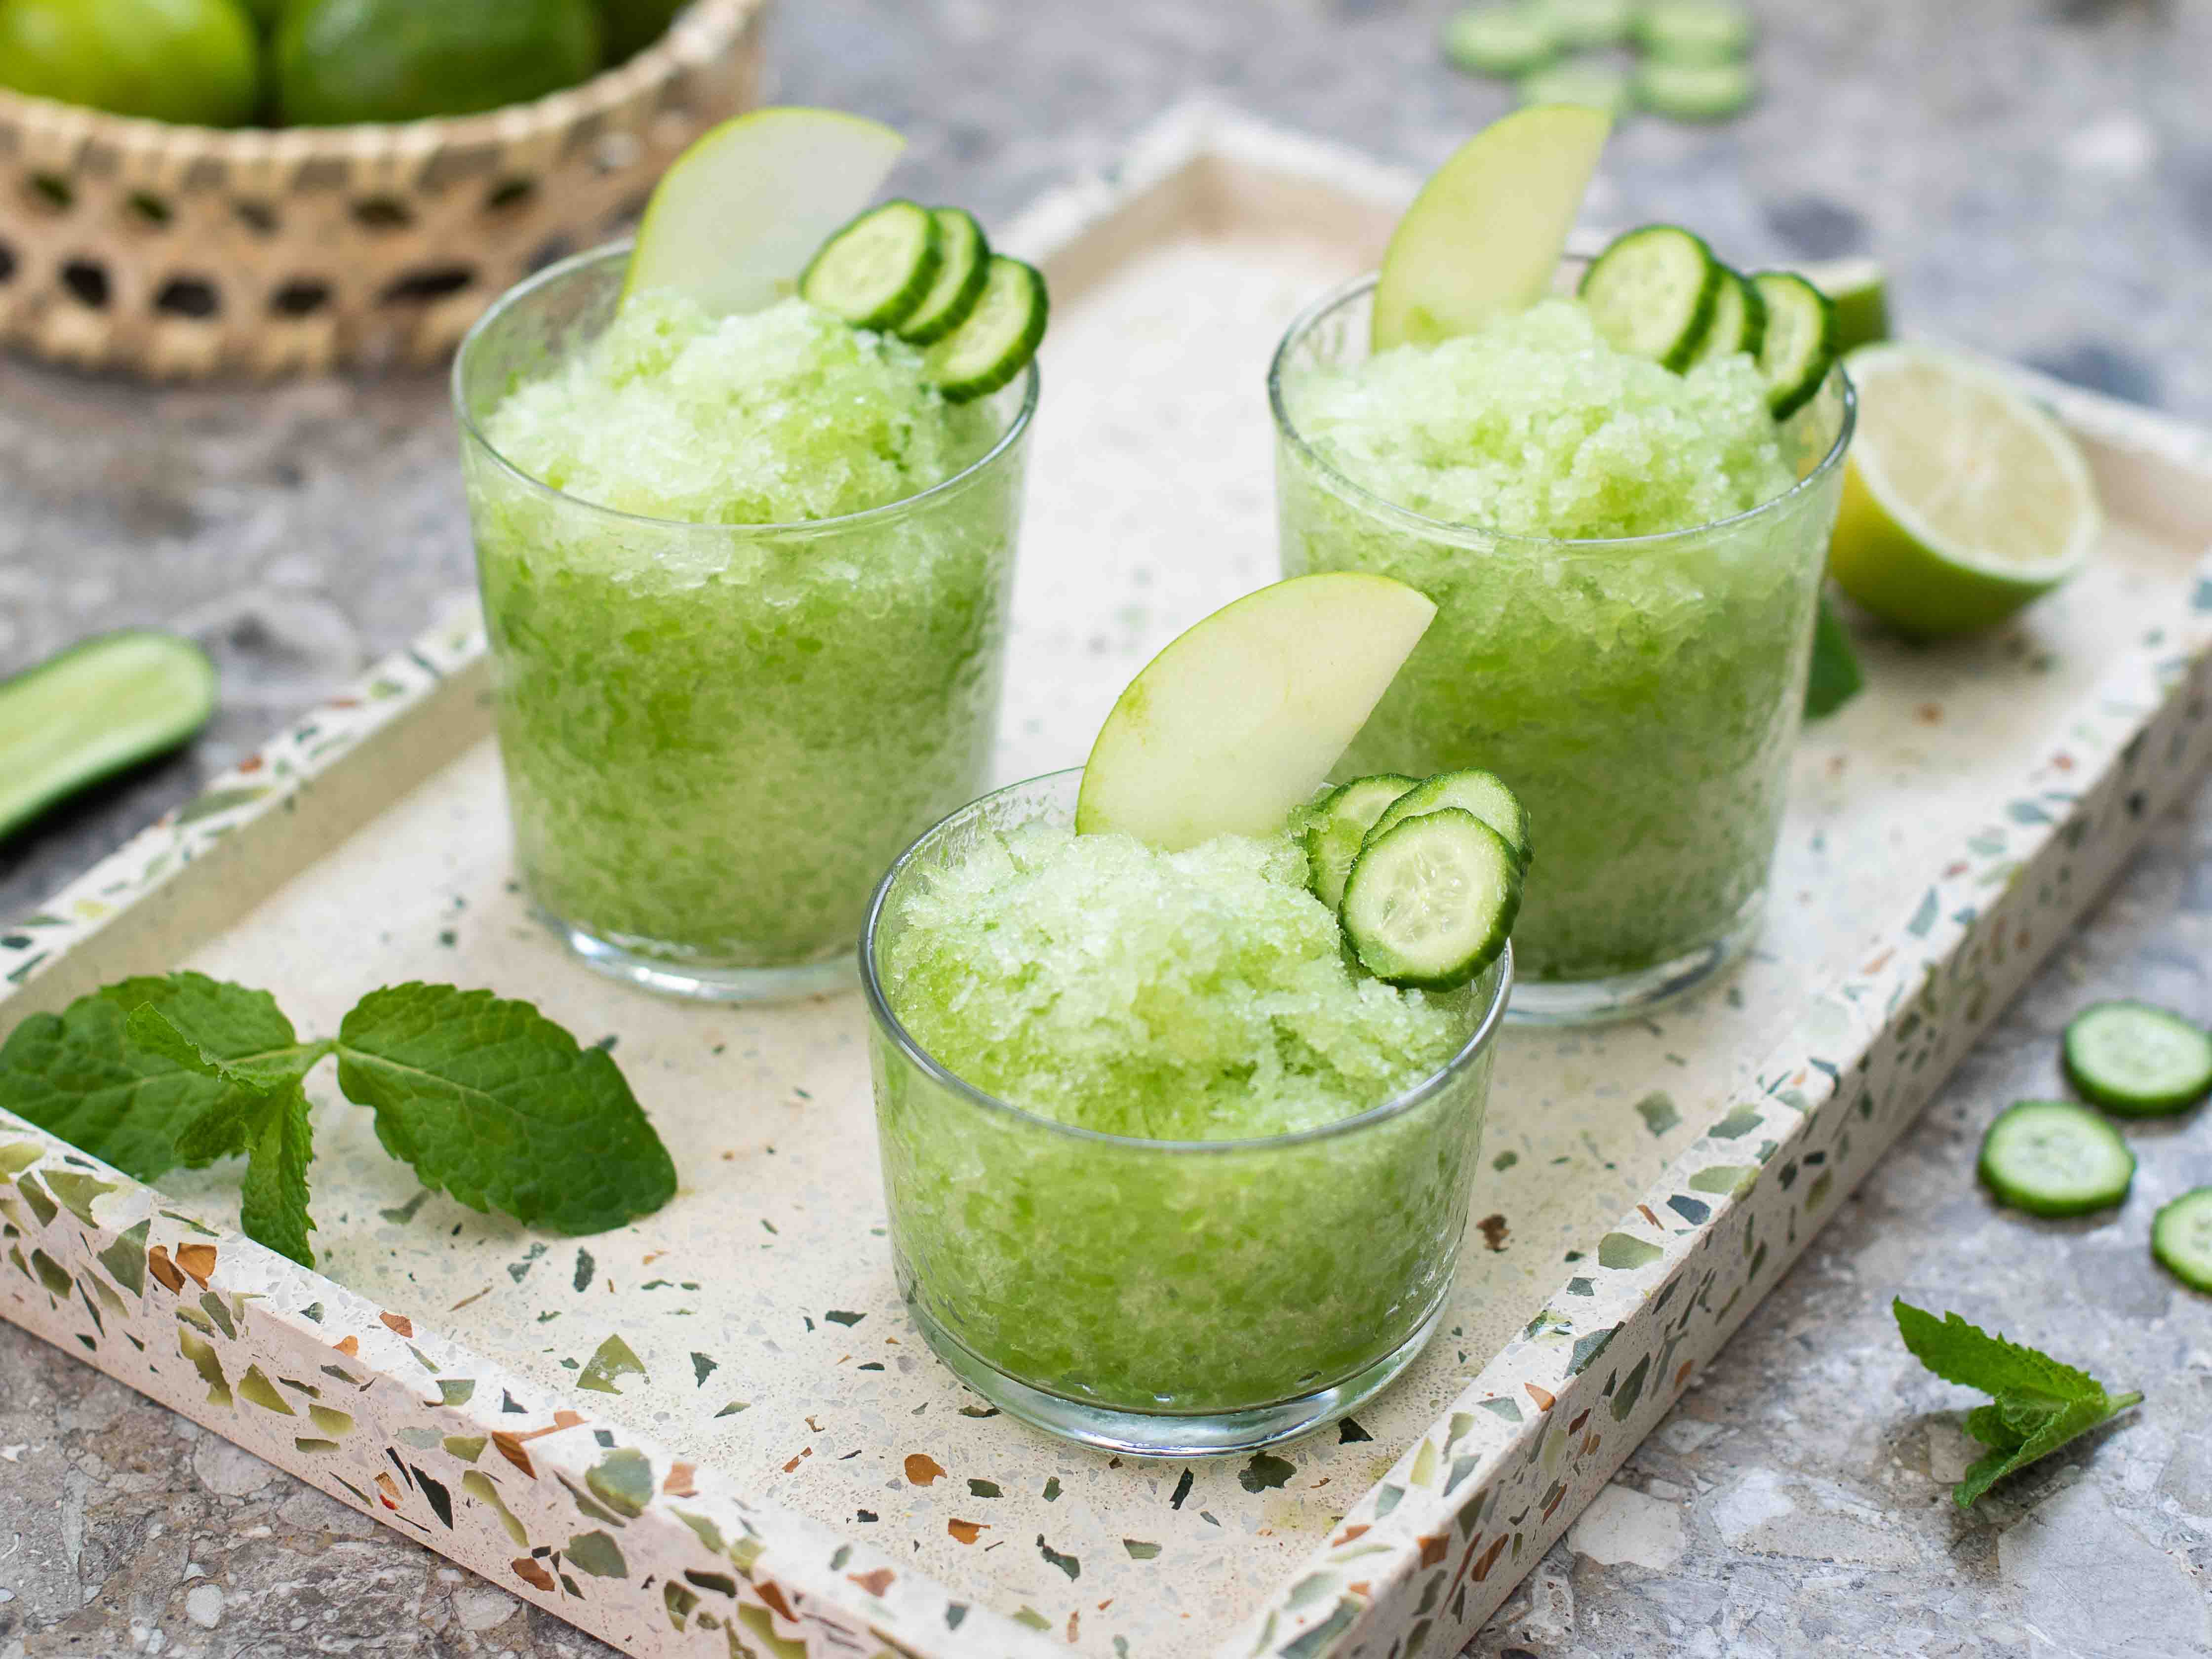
[0, 0, 762, 161]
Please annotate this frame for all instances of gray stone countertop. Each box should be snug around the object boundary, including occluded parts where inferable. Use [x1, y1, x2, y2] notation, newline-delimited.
[3, 1, 2211, 1654]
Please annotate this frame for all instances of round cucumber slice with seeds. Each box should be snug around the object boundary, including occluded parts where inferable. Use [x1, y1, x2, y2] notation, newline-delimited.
[1579, 224, 1722, 371]
[1441, 6, 1560, 76]
[1635, 0, 1754, 62]
[1750, 270, 1837, 418]
[1688, 265, 1766, 365]
[1978, 1100, 2135, 1218]
[2152, 1188, 2212, 1293]
[2063, 1001, 2212, 1116]
[1341, 808, 1522, 990]
[926, 256, 1048, 403]
[897, 207, 992, 346]
[799, 199, 943, 332]
[1633, 58, 1758, 121]
[1517, 59, 1631, 116]
[1364, 768, 1531, 869]
[1303, 774, 1419, 911]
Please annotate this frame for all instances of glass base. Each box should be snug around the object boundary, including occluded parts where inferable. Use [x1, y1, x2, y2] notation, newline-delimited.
[903, 1290, 1446, 1459]
[542, 911, 858, 1004]
[1507, 889, 1764, 1027]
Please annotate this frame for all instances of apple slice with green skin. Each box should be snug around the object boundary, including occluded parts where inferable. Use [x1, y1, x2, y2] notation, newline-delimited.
[1371, 104, 1612, 351]
[624, 107, 905, 316]
[1074, 573, 1437, 852]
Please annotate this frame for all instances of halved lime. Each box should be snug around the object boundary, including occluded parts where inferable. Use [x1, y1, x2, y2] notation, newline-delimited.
[1827, 344, 2101, 637]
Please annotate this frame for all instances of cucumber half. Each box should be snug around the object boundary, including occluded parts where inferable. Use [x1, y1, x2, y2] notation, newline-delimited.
[1364, 767, 1532, 869]
[2062, 1001, 2212, 1116]
[926, 256, 1048, 403]
[1688, 265, 1766, 365]
[1749, 270, 1838, 419]
[1303, 774, 1419, 911]
[1340, 808, 1522, 990]
[2152, 1188, 2212, 1293]
[799, 199, 943, 332]
[897, 207, 992, 346]
[1977, 1100, 2135, 1218]
[0, 631, 217, 839]
[1579, 225, 1722, 371]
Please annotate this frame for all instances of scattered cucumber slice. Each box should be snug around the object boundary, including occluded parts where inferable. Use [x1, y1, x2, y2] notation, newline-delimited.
[1518, 59, 1631, 116]
[1441, 6, 1559, 76]
[2063, 1001, 2212, 1116]
[925, 256, 1049, 403]
[1635, 0, 1754, 62]
[799, 199, 943, 332]
[1303, 774, 1419, 911]
[1749, 270, 1837, 419]
[1800, 256, 1890, 354]
[1688, 265, 1766, 365]
[1536, 0, 1634, 48]
[1341, 808, 1522, 990]
[1978, 1100, 2135, 1218]
[1578, 224, 1722, 371]
[2152, 1188, 2212, 1293]
[1365, 768, 1531, 869]
[0, 631, 217, 839]
[897, 207, 992, 346]
[1633, 58, 1758, 121]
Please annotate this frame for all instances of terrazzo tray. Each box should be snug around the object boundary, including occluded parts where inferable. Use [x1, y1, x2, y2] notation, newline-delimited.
[6, 104, 2212, 1659]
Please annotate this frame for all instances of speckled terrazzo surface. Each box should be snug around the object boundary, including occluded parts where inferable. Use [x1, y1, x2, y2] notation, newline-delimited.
[4, 2, 2212, 1656]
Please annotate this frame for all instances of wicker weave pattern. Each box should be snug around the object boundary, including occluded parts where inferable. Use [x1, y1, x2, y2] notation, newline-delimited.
[0, 0, 763, 377]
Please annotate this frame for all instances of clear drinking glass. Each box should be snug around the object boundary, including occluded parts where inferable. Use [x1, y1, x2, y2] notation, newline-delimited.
[1271, 271, 1855, 1023]
[861, 769, 1510, 1456]
[452, 245, 1035, 1002]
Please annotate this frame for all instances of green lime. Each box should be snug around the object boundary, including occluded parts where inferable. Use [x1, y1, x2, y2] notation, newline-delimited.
[597, 0, 683, 64]
[0, 0, 259, 125]
[275, 0, 601, 125]
[237, 0, 286, 29]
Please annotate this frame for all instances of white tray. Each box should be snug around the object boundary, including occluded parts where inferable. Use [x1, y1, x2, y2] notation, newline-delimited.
[6, 105, 2212, 1659]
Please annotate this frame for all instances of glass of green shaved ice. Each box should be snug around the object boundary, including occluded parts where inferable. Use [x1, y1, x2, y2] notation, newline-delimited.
[1271, 270, 1855, 1024]
[453, 245, 1034, 1001]
[861, 769, 1510, 1456]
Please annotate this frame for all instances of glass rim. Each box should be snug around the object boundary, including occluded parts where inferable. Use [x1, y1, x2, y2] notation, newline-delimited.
[1265, 269, 1859, 554]
[858, 766, 1514, 1157]
[449, 239, 1041, 537]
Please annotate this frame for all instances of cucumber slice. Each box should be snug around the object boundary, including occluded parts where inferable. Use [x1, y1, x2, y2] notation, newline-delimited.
[1635, 0, 1754, 62]
[1978, 1101, 2135, 1218]
[2152, 1188, 2212, 1293]
[897, 207, 992, 347]
[1441, 6, 1559, 77]
[1365, 768, 1531, 869]
[1536, 0, 1634, 48]
[1578, 225, 1722, 371]
[1303, 774, 1420, 910]
[1688, 265, 1766, 365]
[0, 631, 217, 839]
[799, 199, 943, 332]
[1632, 58, 1758, 122]
[1799, 256, 1890, 354]
[1517, 59, 1632, 116]
[1749, 270, 1837, 419]
[2063, 1001, 2212, 1116]
[925, 256, 1048, 403]
[1341, 809, 1522, 990]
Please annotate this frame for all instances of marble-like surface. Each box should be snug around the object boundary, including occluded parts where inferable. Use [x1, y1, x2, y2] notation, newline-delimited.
[3, 1, 2211, 1655]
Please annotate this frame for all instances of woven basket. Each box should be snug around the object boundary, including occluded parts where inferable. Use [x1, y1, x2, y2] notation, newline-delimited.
[0, 0, 763, 377]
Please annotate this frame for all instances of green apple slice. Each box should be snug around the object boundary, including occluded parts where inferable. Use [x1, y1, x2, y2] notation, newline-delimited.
[1371, 104, 1611, 351]
[624, 107, 905, 316]
[1074, 573, 1437, 852]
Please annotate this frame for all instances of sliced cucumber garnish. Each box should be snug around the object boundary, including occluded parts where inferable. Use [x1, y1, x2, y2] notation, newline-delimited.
[1303, 774, 1419, 911]
[1688, 265, 1766, 365]
[1341, 808, 1522, 991]
[1579, 225, 1722, 371]
[2152, 1188, 2212, 1293]
[925, 255, 1048, 403]
[1365, 767, 1531, 869]
[1441, 6, 1559, 76]
[897, 207, 992, 347]
[799, 199, 943, 332]
[1749, 270, 1837, 419]
[1978, 1100, 2135, 1218]
[2062, 1001, 2212, 1117]
[1517, 59, 1632, 116]
[1633, 58, 1758, 122]
[1635, 0, 1754, 63]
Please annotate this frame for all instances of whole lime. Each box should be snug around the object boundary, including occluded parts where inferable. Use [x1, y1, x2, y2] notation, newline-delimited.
[597, 0, 683, 65]
[275, 0, 601, 125]
[0, 0, 260, 126]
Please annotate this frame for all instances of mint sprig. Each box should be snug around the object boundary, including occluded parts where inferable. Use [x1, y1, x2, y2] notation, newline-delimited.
[0, 972, 676, 1270]
[1894, 1299, 2142, 1509]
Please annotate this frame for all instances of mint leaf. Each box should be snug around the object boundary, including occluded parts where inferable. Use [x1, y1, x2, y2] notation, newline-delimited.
[1892, 1299, 2100, 1401]
[239, 1086, 316, 1269]
[334, 984, 675, 1235]
[1954, 1393, 2135, 1511]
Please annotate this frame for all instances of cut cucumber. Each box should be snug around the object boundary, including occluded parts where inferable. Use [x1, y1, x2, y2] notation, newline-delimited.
[1632, 58, 1758, 122]
[1800, 256, 1890, 354]
[1303, 774, 1419, 911]
[1978, 1100, 2135, 1218]
[1536, 0, 1634, 48]
[1749, 270, 1837, 419]
[2152, 1188, 2212, 1293]
[1342, 809, 1521, 990]
[1441, 6, 1559, 77]
[895, 207, 991, 346]
[799, 199, 943, 332]
[1517, 59, 1631, 116]
[1635, 0, 1754, 62]
[0, 631, 217, 839]
[925, 256, 1048, 403]
[1578, 224, 1722, 371]
[1688, 265, 1766, 365]
[1365, 768, 1531, 869]
[2062, 1001, 2212, 1116]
